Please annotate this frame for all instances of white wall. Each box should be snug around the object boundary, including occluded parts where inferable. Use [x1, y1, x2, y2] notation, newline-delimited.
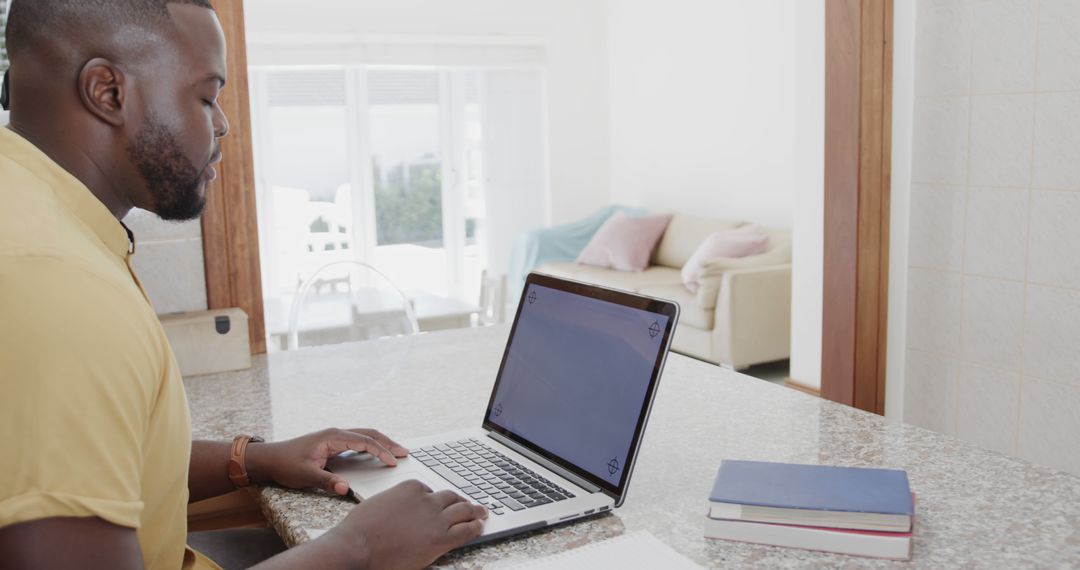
[484, 70, 548, 277]
[607, 0, 796, 229]
[607, 0, 819, 385]
[886, 0, 917, 421]
[790, 0, 825, 389]
[243, 0, 611, 226]
[895, 0, 1080, 477]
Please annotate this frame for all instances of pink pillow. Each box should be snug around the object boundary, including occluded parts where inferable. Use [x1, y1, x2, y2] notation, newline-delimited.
[576, 212, 673, 271]
[681, 229, 769, 292]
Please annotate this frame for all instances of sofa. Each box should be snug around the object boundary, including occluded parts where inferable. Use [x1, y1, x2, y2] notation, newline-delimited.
[535, 213, 791, 369]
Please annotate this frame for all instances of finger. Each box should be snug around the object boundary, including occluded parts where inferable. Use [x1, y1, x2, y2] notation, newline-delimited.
[398, 479, 432, 493]
[442, 501, 489, 526]
[348, 428, 409, 457]
[318, 470, 351, 496]
[349, 429, 408, 456]
[445, 518, 486, 546]
[325, 431, 398, 466]
[431, 489, 469, 508]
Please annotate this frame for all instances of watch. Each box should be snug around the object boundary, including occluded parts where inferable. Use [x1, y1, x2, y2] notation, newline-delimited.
[227, 434, 265, 487]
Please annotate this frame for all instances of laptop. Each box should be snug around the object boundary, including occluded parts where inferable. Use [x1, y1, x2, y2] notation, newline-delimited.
[327, 272, 680, 544]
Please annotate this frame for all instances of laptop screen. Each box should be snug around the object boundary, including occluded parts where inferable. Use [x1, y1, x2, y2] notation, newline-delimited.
[483, 274, 677, 499]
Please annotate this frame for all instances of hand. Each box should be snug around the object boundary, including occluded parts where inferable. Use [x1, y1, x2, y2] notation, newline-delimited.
[322, 480, 488, 569]
[246, 428, 409, 496]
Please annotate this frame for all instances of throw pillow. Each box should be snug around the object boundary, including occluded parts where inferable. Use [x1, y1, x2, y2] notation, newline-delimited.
[681, 229, 769, 292]
[575, 212, 673, 271]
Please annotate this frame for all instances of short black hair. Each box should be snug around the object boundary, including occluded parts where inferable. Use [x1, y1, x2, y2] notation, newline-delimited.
[6, 0, 214, 58]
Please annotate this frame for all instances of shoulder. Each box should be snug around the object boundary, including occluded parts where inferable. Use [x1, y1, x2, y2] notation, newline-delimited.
[0, 253, 169, 395]
[0, 152, 67, 253]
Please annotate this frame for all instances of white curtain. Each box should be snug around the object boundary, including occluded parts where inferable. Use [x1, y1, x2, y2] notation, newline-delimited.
[481, 69, 548, 278]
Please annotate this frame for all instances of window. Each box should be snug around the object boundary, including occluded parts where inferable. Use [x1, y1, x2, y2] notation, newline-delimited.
[250, 63, 546, 348]
[251, 68, 352, 305]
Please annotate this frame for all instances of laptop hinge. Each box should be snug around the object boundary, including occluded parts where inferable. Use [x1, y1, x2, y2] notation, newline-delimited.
[486, 432, 602, 494]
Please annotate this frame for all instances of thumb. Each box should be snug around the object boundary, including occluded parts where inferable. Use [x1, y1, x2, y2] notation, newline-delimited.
[319, 469, 351, 496]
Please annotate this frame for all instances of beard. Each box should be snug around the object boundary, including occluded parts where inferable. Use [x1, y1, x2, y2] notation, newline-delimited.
[127, 117, 208, 221]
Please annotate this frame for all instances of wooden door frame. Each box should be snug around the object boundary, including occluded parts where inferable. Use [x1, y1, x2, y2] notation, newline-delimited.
[202, 0, 266, 354]
[821, 0, 893, 414]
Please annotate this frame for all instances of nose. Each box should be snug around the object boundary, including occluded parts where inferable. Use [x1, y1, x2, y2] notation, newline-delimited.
[214, 104, 230, 139]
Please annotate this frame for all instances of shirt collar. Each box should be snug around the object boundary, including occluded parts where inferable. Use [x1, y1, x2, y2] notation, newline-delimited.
[0, 127, 134, 259]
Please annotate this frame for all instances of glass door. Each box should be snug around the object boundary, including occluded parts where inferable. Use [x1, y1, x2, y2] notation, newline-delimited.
[365, 69, 450, 297]
[251, 65, 500, 349]
[250, 67, 357, 348]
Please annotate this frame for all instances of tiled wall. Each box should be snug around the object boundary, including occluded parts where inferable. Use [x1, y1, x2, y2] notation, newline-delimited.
[124, 209, 209, 315]
[905, 0, 1080, 476]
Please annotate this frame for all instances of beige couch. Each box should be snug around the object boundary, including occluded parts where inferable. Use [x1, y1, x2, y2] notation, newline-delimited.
[536, 213, 791, 369]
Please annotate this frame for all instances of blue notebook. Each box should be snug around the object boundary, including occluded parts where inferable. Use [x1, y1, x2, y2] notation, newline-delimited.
[709, 460, 913, 516]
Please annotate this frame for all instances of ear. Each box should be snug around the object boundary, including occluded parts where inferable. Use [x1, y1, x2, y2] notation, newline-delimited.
[77, 58, 128, 127]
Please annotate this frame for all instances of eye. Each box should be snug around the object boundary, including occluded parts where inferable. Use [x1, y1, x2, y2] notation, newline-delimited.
[202, 99, 215, 108]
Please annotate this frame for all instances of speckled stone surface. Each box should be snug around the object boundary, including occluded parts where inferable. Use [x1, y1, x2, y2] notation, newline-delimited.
[184, 326, 1080, 568]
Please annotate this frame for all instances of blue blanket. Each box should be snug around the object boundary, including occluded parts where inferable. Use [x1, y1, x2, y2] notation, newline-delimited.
[507, 205, 646, 294]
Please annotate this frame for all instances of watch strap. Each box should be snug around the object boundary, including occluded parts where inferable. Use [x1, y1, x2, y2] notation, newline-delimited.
[227, 434, 264, 487]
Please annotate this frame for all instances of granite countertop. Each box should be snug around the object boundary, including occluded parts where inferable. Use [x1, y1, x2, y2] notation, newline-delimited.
[184, 326, 1080, 568]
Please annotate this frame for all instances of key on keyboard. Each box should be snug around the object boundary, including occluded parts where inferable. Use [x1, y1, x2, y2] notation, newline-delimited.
[412, 438, 575, 515]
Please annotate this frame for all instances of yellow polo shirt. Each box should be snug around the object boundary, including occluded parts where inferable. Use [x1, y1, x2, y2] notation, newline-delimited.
[0, 127, 217, 569]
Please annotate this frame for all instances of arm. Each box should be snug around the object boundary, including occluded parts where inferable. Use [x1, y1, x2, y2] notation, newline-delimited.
[0, 260, 162, 567]
[0, 518, 143, 570]
[188, 440, 237, 503]
[188, 428, 408, 503]
[188, 431, 487, 568]
[251, 481, 487, 570]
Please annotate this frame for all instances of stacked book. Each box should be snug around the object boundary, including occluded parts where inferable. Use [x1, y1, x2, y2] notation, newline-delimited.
[704, 460, 915, 560]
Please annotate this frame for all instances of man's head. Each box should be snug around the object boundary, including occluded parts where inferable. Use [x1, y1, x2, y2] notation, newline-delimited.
[5, 0, 228, 221]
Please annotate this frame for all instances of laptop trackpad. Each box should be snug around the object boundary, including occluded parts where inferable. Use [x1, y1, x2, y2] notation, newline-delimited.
[328, 452, 446, 500]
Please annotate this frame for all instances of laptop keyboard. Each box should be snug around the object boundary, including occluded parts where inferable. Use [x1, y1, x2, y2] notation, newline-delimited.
[412, 438, 576, 516]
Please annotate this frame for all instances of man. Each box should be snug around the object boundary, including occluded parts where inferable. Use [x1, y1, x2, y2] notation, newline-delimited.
[0, 1, 486, 568]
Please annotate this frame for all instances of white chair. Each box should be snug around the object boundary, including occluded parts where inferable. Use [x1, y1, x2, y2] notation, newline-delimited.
[476, 269, 508, 326]
[287, 261, 419, 350]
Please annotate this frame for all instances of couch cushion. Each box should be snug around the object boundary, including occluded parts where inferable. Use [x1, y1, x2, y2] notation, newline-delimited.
[575, 212, 672, 271]
[692, 231, 792, 311]
[762, 230, 793, 262]
[537, 261, 585, 280]
[652, 213, 744, 269]
[680, 229, 770, 293]
[697, 230, 792, 277]
[637, 283, 714, 330]
[536, 262, 683, 293]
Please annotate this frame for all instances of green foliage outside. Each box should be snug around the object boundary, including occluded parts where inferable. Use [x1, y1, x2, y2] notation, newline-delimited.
[301, 157, 448, 250]
[309, 216, 330, 233]
[373, 158, 444, 247]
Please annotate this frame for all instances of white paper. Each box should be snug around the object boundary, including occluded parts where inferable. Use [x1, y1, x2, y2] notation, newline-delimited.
[503, 530, 703, 570]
